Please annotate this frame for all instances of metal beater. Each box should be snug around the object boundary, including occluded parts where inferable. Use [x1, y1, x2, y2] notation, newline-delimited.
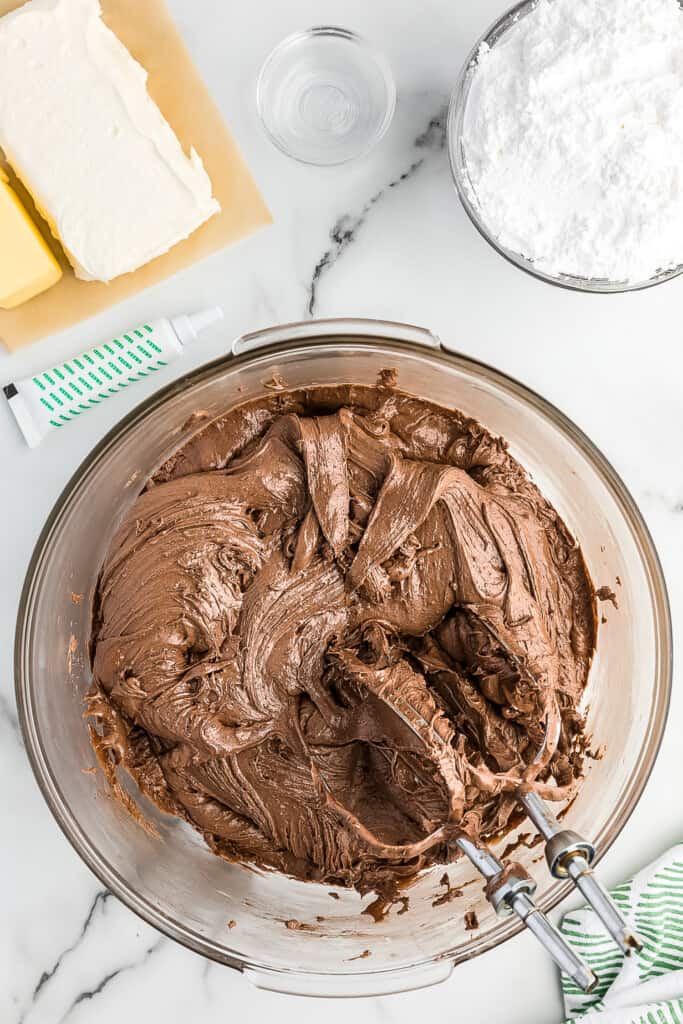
[455, 832, 598, 991]
[452, 779, 641, 992]
[516, 788, 641, 956]
[308, 682, 639, 990]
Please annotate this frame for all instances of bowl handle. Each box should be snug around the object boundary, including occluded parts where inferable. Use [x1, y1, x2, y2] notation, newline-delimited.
[243, 959, 453, 997]
[232, 317, 441, 356]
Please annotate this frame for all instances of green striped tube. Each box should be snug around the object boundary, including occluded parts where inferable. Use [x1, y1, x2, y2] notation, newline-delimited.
[4, 307, 222, 448]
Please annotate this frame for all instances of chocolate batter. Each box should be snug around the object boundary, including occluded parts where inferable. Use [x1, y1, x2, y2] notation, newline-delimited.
[89, 381, 595, 896]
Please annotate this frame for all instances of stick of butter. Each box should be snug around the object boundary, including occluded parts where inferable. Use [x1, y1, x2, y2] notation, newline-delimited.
[0, 169, 62, 308]
[0, 0, 220, 283]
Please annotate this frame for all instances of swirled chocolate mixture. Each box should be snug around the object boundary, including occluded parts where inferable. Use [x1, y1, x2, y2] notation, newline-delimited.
[89, 381, 595, 895]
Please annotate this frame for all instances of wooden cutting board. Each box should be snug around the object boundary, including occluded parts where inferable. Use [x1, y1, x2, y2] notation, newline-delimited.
[0, 0, 271, 350]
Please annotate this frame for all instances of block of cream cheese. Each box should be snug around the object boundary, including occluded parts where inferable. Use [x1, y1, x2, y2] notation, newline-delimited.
[0, 0, 220, 282]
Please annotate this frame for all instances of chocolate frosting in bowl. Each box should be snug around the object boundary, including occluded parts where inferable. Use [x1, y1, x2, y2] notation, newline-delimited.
[88, 380, 596, 897]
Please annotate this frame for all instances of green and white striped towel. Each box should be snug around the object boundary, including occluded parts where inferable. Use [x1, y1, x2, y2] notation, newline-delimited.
[561, 846, 683, 1024]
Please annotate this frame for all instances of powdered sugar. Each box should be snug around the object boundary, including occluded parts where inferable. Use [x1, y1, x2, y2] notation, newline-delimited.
[462, 0, 683, 283]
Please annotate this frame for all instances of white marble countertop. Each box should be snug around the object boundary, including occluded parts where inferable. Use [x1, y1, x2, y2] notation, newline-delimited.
[2, 0, 682, 1021]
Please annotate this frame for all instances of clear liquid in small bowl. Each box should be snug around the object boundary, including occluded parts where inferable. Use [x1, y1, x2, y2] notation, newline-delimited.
[257, 27, 396, 166]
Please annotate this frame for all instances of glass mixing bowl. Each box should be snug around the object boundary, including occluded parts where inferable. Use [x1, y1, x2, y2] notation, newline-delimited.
[447, 0, 683, 294]
[15, 318, 671, 996]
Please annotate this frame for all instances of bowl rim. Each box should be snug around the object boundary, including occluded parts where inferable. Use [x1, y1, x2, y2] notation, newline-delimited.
[14, 329, 673, 986]
[447, 0, 683, 294]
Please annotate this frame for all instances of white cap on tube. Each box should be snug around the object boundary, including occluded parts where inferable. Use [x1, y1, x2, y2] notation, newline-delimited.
[170, 306, 224, 347]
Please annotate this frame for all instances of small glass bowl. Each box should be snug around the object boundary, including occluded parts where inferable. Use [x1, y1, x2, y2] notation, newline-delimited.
[256, 27, 396, 166]
[447, 0, 683, 294]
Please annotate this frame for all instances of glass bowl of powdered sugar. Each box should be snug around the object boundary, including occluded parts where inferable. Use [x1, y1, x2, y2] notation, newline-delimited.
[448, 0, 683, 293]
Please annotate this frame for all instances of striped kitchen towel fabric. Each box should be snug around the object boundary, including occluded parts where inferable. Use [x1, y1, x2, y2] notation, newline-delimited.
[561, 845, 683, 1024]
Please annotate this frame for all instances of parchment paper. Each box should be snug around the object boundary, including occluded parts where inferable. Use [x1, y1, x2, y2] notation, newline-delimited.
[0, 0, 271, 350]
